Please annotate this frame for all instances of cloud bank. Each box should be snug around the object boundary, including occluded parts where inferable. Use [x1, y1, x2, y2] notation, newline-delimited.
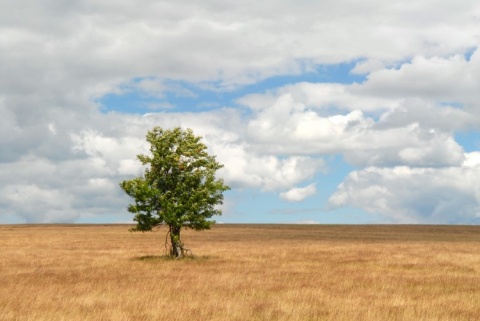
[1, 0, 480, 223]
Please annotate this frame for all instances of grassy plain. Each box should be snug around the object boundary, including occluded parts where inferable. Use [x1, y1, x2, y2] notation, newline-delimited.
[1, 224, 480, 320]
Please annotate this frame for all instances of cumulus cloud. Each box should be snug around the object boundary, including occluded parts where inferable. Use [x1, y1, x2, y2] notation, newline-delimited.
[353, 54, 480, 103]
[1, 184, 76, 223]
[375, 99, 478, 132]
[0, 154, 131, 223]
[2, 0, 480, 100]
[0, 104, 327, 222]
[241, 93, 466, 167]
[216, 147, 324, 191]
[238, 82, 399, 112]
[280, 184, 317, 202]
[329, 152, 480, 224]
[1, 1, 480, 223]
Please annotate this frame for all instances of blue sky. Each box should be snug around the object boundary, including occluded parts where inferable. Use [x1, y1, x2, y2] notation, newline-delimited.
[95, 66, 370, 225]
[1, 1, 480, 224]
[98, 62, 366, 114]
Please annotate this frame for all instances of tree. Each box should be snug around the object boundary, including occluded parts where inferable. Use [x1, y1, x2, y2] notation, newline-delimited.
[120, 127, 230, 258]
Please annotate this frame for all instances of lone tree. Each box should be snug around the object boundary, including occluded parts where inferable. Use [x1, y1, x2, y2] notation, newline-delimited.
[120, 127, 230, 258]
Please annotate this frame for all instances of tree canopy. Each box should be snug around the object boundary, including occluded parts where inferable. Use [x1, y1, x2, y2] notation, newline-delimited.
[120, 127, 230, 258]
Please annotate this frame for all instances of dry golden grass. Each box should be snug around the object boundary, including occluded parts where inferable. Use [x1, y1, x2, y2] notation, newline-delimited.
[1, 224, 480, 320]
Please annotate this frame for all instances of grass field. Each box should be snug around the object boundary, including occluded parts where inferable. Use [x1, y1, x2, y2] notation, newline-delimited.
[1, 224, 480, 320]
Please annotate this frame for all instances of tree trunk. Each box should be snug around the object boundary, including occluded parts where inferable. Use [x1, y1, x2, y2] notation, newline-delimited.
[169, 225, 183, 259]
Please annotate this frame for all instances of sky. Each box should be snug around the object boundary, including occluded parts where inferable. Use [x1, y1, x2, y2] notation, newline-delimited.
[1, 0, 480, 225]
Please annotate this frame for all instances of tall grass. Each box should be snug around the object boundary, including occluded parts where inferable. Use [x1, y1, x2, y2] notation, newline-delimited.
[1, 224, 480, 320]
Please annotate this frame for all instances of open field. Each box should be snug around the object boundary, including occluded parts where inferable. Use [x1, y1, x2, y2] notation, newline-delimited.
[1, 224, 480, 320]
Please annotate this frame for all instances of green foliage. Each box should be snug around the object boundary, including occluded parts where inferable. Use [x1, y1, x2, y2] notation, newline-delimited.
[120, 127, 230, 236]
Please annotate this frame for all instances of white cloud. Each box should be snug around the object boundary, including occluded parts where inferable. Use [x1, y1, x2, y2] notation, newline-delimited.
[215, 144, 324, 191]
[2, 0, 480, 100]
[117, 159, 143, 176]
[47, 123, 57, 135]
[242, 93, 466, 167]
[295, 220, 320, 224]
[1, 1, 480, 223]
[280, 184, 317, 202]
[376, 98, 478, 132]
[329, 152, 480, 224]
[71, 128, 147, 175]
[138, 110, 327, 191]
[0, 154, 132, 223]
[352, 52, 480, 110]
[238, 83, 398, 113]
[0, 184, 76, 223]
[0, 105, 327, 223]
[351, 59, 386, 74]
